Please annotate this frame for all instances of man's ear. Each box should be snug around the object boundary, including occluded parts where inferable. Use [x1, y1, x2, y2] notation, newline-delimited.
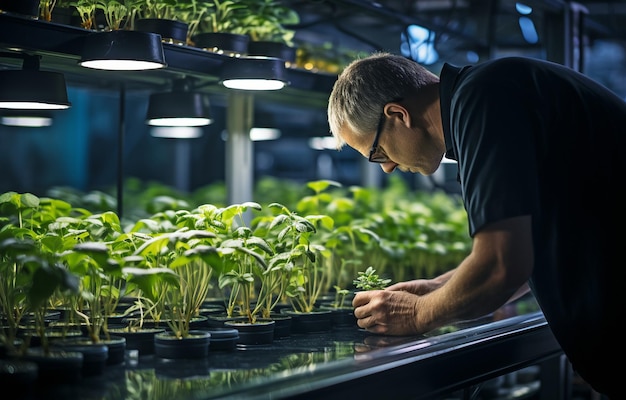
[384, 102, 411, 128]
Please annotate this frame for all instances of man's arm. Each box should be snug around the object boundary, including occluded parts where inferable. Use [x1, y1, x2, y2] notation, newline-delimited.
[385, 268, 457, 295]
[352, 215, 533, 335]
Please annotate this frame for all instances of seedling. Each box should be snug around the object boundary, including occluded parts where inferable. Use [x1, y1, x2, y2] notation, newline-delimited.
[353, 266, 391, 291]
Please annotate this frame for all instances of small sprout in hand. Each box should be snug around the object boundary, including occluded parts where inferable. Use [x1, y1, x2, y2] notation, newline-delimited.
[353, 266, 391, 291]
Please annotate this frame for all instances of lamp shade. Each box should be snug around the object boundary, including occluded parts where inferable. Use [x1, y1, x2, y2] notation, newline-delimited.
[79, 30, 167, 71]
[146, 91, 213, 127]
[1, 110, 53, 127]
[220, 56, 289, 91]
[150, 126, 204, 138]
[0, 70, 71, 109]
[0, 0, 41, 18]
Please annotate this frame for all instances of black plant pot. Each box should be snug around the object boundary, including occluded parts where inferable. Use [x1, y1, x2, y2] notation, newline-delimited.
[205, 313, 238, 328]
[203, 327, 239, 351]
[46, 321, 89, 338]
[101, 335, 126, 365]
[320, 305, 358, 329]
[247, 41, 297, 65]
[122, 317, 169, 330]
[20, 310, 61, 326]
[192, 32, 249, 56]
[135, 18, 189, 45]
[154, 330, 211, 359]
[23, 348, 83, 384]
[19, 324, 82, 348]
[270, 313, 292, 339]
[224, 318, 275, 346]
[281, 310, 332, 334]
[0, 337, 23, 359]
[109, 327, 165, 356]
[49, 6, 74, 24]
[197, 304, 226, 317]
[51, 338, 109, 377]
[189, 315, 209, 329]
[107, 313, 127, 326]
[0, 359, 38, 395]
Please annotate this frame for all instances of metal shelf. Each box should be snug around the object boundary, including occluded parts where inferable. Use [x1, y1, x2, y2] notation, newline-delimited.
[26, 311, 563, 399]
[0, 14, 335, 107]
[236, 312, 564, 399]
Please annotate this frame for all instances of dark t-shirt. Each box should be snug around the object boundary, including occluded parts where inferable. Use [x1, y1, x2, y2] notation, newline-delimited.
[439, 56, 625, 396]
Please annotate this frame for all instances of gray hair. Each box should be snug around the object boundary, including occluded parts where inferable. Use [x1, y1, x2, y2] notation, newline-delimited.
[327, 52, 439, 148]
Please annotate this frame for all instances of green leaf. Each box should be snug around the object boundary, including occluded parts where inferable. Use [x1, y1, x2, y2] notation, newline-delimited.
[218, 272, 239, 288]
[234, 246, 268, 269]
[74, 241, 110, 267]
[28, 260, 78, 309]
[179, 229, 217, 241]
[268, 251, 291, 269]
[306, 214, 334, 231]
[306, 179, 342, 194]
[20, 193, 41, 209]
[245, 236, 273, 255]
[123, 266, 179, 298]
[0, 237, 38, 258]
[134, 235, 171, 256]
[269, 214, 289, 230]
[169, 256, 192, 269]
[295, 220, 315, 233]
[354, 228, 380, 243]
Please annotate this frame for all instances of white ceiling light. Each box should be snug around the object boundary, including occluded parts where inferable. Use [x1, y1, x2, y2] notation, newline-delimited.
[220, 57, 289, 91]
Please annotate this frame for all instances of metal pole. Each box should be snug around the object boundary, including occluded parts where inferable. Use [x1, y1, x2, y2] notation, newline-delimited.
[117, 83, 125, 219]
[565, 2, 588, 72]
[225, 91, 254, 222]
[174, 139, 191, 192]
[361, 159, 383, 188]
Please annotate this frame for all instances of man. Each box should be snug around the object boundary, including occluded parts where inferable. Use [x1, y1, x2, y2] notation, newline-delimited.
[327, 52, 624, 398]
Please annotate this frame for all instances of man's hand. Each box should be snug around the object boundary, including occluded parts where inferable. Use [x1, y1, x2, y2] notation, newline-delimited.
[352, 290, 422, 336]
[352, 216, 533, 337]
[386, 279, 442, 296]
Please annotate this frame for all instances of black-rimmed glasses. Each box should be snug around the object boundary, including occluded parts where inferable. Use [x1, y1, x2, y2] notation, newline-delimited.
[368, 113, 390, 163]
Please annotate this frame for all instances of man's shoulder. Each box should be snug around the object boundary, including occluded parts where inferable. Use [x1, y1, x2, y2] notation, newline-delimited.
[446, 56, 570, 98]
[452, 56, 567, 79]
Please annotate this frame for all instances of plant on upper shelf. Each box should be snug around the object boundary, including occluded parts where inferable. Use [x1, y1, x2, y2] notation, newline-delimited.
[97, 0, 145, 30]
[191, 0, 246, 34]
[353, 266, 391, 291]
[38, 0, 53, 21]
[168, 0, 214, 43]
[130, 0, 205, 37]
[69, 0, 99, 29]
[211, 0, 248, 33]
[69, 0, 140, 30]
[239, 0, 299, 45]
[134, 0, 181, 20]
[39, 0, 71, 21]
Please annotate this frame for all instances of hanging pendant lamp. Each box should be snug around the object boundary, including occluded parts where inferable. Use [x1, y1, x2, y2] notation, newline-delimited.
[146, 78, 213, 127]
[220, 56, 289, 91]
[1, 110, 53, 127]
[0, 52, 71, 110]
[79, 30, 167, 71]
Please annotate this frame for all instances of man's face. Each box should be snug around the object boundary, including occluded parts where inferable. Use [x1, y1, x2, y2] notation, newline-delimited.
[339, 117, 442, 176]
